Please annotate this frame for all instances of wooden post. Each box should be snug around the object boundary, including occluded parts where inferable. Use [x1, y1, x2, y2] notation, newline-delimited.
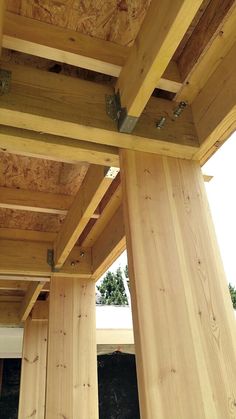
[45, 277, 98, 419]
[120, 149, 236, 419]
[18, 318, 48, 419]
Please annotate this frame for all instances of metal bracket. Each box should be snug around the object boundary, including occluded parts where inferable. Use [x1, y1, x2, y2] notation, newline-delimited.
[47, 249, 60, 273]
[105, 91, 138, 133]
[0, 69, 11, 95]
[105, 167, 120, 179]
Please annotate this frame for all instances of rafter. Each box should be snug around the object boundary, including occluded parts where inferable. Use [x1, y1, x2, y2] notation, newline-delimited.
[0, 228, 56, 243]
[115, 0, 203, 128]
[20, 281, 45, 322]
[192, 42, 236, 164]
[3, 11, 182, 93]
[91, 205, 126, 280]
[54, 166, 116, 268]
[0, 62, 199, 159]
[176, 1, 236, 103]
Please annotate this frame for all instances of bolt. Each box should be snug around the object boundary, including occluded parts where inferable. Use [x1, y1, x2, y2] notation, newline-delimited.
[156, 116, 166, 129]
[173, 101, 187, 118]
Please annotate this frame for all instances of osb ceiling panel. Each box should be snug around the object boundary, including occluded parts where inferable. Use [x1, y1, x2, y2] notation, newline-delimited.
[6, 0, 151, 46]
[0, 152, 88, 195]
[0, 208, 64, 232]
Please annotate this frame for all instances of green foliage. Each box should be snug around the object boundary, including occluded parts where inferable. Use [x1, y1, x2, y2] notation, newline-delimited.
[229, 283, 236, 309]
[97, 267, 128, 305]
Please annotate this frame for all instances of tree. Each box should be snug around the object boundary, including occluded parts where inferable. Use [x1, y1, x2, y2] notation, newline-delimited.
[229, 283, 236, 309]
[97, 267, 128, 305]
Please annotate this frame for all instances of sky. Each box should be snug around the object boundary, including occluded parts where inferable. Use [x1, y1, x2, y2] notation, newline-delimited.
[100, 132, 236, 287]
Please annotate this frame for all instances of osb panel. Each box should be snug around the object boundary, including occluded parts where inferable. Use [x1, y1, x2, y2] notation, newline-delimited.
[0, 208, 64, 232]
[6, 0, 151, 46]
[0, 152, 88, 195]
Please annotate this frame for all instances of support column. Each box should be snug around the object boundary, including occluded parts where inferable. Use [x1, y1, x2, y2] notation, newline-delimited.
[45, 277, 98, 419]
[18, 318, 48, 419]
[120, 150, 236, 419]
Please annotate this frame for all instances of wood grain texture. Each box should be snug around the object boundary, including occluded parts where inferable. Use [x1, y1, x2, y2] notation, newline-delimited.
[46, 276, 98, 419]
[120, 149, 236, 419]
[178, 0, 236, 80]
[54, 166, 113, 268]
[192, 42, 236, 164]
[0, 239, 92, 278]
[116, 0, 203, 117]
[0, 125, 119, 167]
[20, 281, 45, 321]
[92, 205, 126, 280]
[0, 0, 4, 55]
[0, 61, 199, 158]
[18, 317, 47, 419]
[176, 2, 236, 103]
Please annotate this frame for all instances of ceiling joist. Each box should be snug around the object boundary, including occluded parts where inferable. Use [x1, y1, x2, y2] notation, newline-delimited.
[3, 11, 182, 94]
[115, 0, 203, 130]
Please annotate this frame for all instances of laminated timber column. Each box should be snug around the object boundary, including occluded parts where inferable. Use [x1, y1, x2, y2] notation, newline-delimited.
[120, 149, 236, 419]
[18, 317, 48, 419]
[45, 276, 98, 419]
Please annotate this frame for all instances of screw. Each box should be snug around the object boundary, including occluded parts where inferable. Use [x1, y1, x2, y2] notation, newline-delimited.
[156, 116, 166, 129]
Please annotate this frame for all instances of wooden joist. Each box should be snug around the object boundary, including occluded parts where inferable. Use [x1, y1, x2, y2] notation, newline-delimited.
[19, 281, 45, 322]
[192, 41, 236, 164]
[91, 205, 126, 280]
[0, 186, 73, 215]
[54, 166, 116, 268]
[0, 239, 92, 278]
[116, 0, 203, 121]
[3, 11, 182, 93]
[0, 228, 57, 243]
[177, 1, 236, 103]
[0, 62, 199, 159]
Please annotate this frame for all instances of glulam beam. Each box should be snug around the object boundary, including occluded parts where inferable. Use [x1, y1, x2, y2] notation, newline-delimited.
[116, 0, 203, 124]
[0, 239, 92, 278]
[120, 149, 236, 418]
[0, 61, 199, 159]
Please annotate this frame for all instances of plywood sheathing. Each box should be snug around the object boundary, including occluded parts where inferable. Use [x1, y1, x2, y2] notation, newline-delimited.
[0, 152, 88, 195]
[6, 0, 151, 47]
[0, 208, 65, 232]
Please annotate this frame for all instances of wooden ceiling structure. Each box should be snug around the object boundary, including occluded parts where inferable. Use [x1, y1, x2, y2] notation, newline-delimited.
[0, 0, 236, 418]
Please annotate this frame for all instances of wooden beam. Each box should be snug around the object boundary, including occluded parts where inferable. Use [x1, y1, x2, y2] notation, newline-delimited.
[116, 0, 203, 122]
[178, 0, 236, 80]
[0, 239, 92, 278]
[92, 205, 126, 280]
[31, 300, 49, 322]
[0, 186, 74, 215]
[45, 277, 98, 418]
[0, 61, 199, 159]
[176, 2, 236, 103]
[20, 281, 45, 322]
[0, 125, 119, 167]
[3, 11, 182, 93]
[192, 42, 236, 164]
[120, 149, 236, 418]
[0, 227, 56, 243]
[54, 166, 116, 268]
[0, 302, 20, 325]
[0, 0, 4, 55]
[18, 317, 47, 419]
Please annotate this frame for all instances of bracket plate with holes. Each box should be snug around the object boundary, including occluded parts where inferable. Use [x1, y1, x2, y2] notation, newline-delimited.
[105, 91, 138, 133]
[0, 69, 11, 95]
[105, 167, 120, 179]
[47, 249, 60, 273]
